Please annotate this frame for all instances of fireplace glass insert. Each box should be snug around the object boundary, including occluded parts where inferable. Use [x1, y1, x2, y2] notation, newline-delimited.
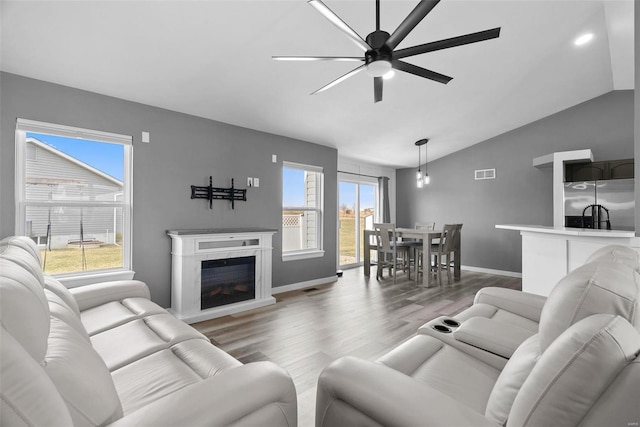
[201, 256, 256, 310]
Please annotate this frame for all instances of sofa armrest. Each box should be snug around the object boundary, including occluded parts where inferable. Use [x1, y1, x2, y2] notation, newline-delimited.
[316, 356, 500, 427]
[70, 280, 151, 311]
[474, 287, 546, 323]
[106, 361, 297, 427]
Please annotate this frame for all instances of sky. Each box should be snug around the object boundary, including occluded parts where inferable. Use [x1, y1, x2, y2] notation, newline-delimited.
[339, 181, 375, 211]
[28, 132, 124, 181]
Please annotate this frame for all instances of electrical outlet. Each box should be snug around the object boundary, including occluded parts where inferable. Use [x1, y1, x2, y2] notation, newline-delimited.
[253, 178, 260, 188]
[247, 177, 253, 187]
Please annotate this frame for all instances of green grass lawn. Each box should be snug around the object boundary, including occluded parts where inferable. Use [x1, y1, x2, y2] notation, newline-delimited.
[339, 214, 367, 265]
[41, 245, 123, 274]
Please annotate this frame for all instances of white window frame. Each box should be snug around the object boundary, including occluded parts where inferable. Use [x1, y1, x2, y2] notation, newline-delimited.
[282, 161, 325, 262]
[14, 118, 134, 287]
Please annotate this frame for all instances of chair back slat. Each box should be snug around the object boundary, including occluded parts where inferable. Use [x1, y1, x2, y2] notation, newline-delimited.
[373, 223, 396, 253]
[440, 224, 459, 253]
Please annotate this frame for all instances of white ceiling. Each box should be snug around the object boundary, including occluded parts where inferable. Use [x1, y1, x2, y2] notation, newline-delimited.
[1, 0, 634, 168]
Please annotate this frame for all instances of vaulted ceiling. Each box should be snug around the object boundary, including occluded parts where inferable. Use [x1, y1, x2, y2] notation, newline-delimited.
[1, 0, 634, 168]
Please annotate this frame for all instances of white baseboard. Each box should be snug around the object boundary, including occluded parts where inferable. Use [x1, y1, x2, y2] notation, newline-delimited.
[272, 275, 338, 294]
[461, 265, 522, 278]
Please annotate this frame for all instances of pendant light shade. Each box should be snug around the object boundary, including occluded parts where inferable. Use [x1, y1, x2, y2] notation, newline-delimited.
[415, 139, 429, 188]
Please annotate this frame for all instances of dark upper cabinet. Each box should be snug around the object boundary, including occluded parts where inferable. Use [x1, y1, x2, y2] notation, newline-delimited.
[565, 159, 634, 182]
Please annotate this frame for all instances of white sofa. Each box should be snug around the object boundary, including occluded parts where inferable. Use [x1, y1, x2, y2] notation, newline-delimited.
[316, 245, 640, 426]
[0, 236, 297, 426]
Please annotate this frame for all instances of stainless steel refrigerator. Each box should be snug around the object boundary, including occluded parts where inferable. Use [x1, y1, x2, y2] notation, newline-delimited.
[564, 179, 635, 230]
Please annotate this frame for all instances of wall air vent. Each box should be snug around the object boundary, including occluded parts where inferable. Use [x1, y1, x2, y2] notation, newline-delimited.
[475, 168, 496, 180]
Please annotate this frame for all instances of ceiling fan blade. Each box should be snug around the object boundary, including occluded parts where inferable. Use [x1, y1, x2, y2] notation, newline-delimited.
[308, 0, 371, 52]
[374, 77, 383, 103]
[272, 56, 364, 62]
[386, 0, 440, 50]
[311, 64, 366, 95]
[392, 60, 452, 84]
[394, 27, 501, 59]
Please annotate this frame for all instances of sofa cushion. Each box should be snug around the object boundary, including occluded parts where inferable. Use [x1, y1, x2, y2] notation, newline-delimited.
[539, 260, 640, 351]
[508, 314, 640, 427]
[0, 327, 74, 426]
[585, 244, 640, 269]
[44, 317, 123, 426]
[377, 334, 500, 413]
[484, 334, 540, 424]
[44, 275, 81, 317]
[90, 313, 209, 371]
[0, 257, 50, 361]
[112, 339, 242, 414]
[81, 297, 167, 336]
[452, 316, 535, 358]
[46, 289, 91, 342]
[0, 235, 42, 265]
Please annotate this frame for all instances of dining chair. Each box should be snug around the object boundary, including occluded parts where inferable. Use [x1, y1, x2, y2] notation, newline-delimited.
[432, 224, 462, 285]
[373, 223, 411, 283]
[410, 222, 436, 279]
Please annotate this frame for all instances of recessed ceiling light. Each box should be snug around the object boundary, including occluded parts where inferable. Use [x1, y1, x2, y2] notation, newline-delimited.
[574, 33, 594, 46]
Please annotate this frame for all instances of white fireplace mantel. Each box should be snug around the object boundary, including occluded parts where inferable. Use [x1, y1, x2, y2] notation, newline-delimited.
[167, 228, 277, 323]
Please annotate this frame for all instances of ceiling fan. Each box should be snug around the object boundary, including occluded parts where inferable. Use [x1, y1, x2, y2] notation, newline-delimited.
[273, 0, 501, 103]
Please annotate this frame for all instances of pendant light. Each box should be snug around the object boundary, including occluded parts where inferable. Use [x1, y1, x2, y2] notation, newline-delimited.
[415, 139, 429, 188]
[416, 142, 423, 188]
[423, 139, 430, 185]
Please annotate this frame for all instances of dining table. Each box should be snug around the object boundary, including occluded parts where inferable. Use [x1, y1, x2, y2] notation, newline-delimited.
[363, 227, 461, 287]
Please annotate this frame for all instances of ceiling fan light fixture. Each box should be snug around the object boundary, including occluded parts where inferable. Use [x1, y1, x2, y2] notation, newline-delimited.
[574, 33, 594, 46]
[382, 69, 395, 80]
[366, 59, 392, 77]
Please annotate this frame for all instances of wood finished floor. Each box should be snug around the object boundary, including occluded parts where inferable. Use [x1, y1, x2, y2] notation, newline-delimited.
[192, 267, 522, 427]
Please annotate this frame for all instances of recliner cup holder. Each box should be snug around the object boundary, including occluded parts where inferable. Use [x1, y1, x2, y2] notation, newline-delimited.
[432, 324, 452, 333]
[442, 319, 460, 328]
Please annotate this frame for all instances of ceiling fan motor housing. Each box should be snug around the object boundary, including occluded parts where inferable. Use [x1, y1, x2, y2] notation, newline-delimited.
[365, 30, 392, 76]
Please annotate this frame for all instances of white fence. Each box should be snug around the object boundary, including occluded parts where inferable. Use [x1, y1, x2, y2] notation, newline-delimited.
[283, 213, 305, 251]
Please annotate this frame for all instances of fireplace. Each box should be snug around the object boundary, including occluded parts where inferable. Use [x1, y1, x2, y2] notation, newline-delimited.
[167, 228, 276, 323]
[201, 256, 256, 310]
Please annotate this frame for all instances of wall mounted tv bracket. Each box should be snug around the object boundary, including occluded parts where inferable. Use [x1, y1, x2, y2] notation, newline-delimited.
[190, 176, 247, 210]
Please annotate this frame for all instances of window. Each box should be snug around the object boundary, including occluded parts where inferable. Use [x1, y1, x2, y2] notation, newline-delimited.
[15, 119, 133, 283]
[282, 162, 324, 261]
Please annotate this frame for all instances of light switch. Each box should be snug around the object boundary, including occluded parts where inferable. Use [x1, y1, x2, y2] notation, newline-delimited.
[247, 177, 253, 187]
[272, 154, 277, 163]
[253, 178, 260, 188]
[142, 132, 150, 143]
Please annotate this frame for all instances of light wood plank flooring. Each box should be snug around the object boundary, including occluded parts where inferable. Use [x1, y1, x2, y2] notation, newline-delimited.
[192, 267, 521, 427]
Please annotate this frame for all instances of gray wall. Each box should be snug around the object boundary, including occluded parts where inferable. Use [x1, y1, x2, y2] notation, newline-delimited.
[0, 72, 338, 307]
[396, 90, 635, 273]
[635, 1, 640, 235]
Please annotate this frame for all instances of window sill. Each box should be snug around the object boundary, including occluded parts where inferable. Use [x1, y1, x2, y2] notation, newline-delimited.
[282, 249, 325, 262]
[56, 270, 135, 289]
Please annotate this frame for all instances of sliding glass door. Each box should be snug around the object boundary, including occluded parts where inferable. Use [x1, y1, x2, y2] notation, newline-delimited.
[338, 180, 376, 268]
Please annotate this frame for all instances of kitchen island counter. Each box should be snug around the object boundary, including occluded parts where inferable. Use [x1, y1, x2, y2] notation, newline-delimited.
[496, 224, 637, 296]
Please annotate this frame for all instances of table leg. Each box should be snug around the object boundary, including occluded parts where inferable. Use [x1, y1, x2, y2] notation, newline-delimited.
[454, 232, 461, 280]
[424, 236, 435, 287]
[364, 230, 371, 277]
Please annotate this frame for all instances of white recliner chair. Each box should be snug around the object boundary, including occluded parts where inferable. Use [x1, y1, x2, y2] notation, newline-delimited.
[316, 247, 640, 426]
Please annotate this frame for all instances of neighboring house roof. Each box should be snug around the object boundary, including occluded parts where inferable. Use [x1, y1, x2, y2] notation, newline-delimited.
[26, 137, 123, 188]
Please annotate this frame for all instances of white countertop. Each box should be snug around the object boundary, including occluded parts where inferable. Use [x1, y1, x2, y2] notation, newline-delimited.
[495, 224, 635, 238]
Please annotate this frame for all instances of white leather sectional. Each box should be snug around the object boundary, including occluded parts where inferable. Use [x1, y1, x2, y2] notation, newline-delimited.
[316, 245, 640, 426]
[0, 236, 297, 426]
